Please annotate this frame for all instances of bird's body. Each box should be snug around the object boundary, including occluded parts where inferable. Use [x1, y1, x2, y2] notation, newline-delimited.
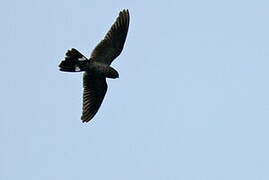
[85, 61, 119, 79]
[59, 9, 130, 122]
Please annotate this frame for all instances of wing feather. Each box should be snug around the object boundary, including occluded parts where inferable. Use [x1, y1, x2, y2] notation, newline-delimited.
[90, 9, 130, 65]
[81, 72, 107, 122]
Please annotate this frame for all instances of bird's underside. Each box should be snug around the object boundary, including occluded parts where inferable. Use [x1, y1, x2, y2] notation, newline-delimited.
[59, 9, 130, 123]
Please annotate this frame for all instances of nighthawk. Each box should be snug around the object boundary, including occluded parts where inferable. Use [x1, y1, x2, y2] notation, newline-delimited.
[59, 9, 130, 122]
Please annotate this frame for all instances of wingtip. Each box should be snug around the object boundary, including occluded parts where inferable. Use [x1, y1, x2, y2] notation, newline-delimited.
[119, 9, 130, 24]
[81, 112, 96, 123]
[81, 117, 89, 123]
[120, 9, 129, 15]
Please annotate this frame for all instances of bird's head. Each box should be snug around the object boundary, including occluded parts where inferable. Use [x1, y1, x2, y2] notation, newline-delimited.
[106, 67, 119, 79]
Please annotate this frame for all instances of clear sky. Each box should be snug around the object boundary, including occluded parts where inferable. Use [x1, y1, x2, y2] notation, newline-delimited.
[1, 0, 269, 179]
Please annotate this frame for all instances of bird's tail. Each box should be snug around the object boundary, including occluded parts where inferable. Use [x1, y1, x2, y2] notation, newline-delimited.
[59, 48, 88, 72]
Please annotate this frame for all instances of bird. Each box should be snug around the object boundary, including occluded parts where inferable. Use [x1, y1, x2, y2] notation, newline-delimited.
[59, 9, 130, 123]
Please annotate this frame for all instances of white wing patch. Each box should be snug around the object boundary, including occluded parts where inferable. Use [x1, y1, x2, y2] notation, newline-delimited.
[75, 66, 81, 72]
[78, 57, 87, 61]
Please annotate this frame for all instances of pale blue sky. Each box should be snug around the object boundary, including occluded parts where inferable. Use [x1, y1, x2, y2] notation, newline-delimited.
[1, 0, 269, 179]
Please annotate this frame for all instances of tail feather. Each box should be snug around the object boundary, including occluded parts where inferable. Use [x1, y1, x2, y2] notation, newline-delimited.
[59, 48, 88, 72]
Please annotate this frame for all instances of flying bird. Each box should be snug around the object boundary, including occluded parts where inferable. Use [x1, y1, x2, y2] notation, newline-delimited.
[59, 9, 130, 123]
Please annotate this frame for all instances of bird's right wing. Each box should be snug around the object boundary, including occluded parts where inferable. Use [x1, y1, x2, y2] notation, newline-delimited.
[81, 72, 107, 122]
[90, 9, 130, 65]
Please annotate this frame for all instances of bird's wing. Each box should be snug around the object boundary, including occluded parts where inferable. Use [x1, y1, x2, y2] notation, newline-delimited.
[90, 9, 130, 65]
[81, 72, 107, 122]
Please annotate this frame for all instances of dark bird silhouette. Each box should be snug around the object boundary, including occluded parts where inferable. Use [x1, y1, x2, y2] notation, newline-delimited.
[59, 9, 130, 123]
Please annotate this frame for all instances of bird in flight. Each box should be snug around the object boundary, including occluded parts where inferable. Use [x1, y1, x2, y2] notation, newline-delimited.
[59, 9, 130, 123]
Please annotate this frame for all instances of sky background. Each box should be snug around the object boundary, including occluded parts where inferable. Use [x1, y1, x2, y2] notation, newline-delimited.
[1, 0, 269, 179]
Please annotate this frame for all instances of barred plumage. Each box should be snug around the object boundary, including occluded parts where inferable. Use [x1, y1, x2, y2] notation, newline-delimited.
[59, 9, 130, 123]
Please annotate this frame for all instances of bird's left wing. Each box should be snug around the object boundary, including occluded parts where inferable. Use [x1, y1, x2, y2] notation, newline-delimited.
[90, 9, 130, 65]
[81, 72, 108, 122]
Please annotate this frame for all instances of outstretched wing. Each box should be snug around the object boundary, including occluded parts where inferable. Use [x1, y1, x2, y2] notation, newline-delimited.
[90, 9, 130, 65]
[81, 72, 107, 122]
